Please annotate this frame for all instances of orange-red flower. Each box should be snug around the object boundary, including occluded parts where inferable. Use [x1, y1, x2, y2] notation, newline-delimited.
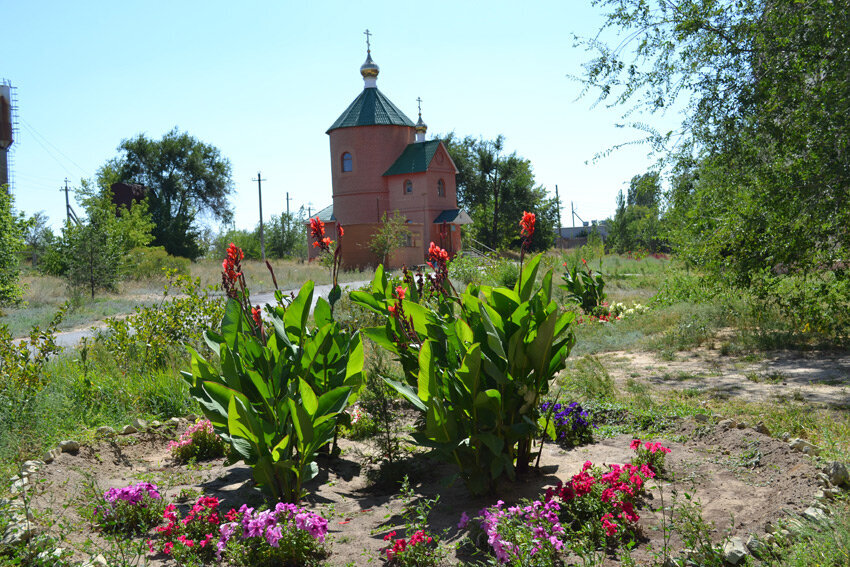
[520, 211, 536, 240]
[395, 285, 405, 300]
[222, 243, 244, 298]
[428, 242, 449, 264]
[309, 217, 325, 240]
[251, 305, 262, 328]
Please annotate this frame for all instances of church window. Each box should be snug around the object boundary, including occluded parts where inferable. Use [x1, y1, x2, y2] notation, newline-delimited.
[342, 152, 353, 172]
[437, 179, 445, 197]
[405, 179, 413, 194]
[403, 233, 413, 247]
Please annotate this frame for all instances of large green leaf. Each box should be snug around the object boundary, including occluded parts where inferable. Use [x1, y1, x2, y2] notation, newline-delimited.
[382, 376, 427, 412]
[287, 398, 314, 445]
[220, 299, 243, 349]
[284, 280, 314, 340]
[313, 297, 333, 328]
[516, 253, 542, 302]
[417, 340, 437, 403]
[298, 378, 319, 416]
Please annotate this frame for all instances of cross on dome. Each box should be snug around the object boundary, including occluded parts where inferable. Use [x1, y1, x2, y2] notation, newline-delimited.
[360, 28, 379, 87]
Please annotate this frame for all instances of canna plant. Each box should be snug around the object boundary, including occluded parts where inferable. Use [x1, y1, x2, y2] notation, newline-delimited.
[561, 259, 607, 314]
[183, 244, 363, 503]
[351, 214, 576, 494]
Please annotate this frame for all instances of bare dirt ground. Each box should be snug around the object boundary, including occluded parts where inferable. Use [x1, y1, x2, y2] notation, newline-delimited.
[600, 347, 850, 409]
[21, 416, 823, 566]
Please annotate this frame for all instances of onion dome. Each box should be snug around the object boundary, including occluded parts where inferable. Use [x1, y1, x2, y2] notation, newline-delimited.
[360, 51, 379, 87]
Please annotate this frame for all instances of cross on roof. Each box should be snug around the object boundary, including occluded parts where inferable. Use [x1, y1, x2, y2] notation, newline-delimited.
[364, 29, 372, 52]
[417, 96, 422, 116]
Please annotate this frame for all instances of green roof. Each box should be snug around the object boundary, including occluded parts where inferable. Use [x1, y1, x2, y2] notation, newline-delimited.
[433, 209, 472, 225]
[313, 204, 335, 222]
[382, 140, 442, 176]
[327, 88, 415, 133]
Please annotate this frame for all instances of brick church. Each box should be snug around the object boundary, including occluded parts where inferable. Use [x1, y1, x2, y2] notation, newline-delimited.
[307, 37, 471, 268]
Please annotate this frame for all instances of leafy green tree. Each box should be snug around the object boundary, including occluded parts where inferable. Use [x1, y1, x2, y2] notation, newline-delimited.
[0, 188, 27, 306]
[580, 0, 850, 286]
[24, 211, 52, 269]
[607, 172, 665, 253]
[369, 211, 412, 265]
[64, 181, 155, 297]
[102, 128, 234, 260]
[266, 208, 308, 260]
[442, 134, 557, 251]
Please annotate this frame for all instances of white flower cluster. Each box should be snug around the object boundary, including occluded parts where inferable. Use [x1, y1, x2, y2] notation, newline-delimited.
[609, 302, 649, 319]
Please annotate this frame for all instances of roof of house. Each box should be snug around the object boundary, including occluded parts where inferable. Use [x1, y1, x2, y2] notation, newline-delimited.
[327, 88, 415, 133]
[382, 140, 443, 176]
[313, 204, 335, 222]
[433, 209, 473, 225]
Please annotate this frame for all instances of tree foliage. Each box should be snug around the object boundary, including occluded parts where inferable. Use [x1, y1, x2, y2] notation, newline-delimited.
[102, 128, 234, 260]
[581, 1, 850, 298]
[0, 188, 27, 306]
[442, 134, 557, 251]
[60, 181, 155, 298]
[369, 211, 412, 265]
[607, 172, 665, 253]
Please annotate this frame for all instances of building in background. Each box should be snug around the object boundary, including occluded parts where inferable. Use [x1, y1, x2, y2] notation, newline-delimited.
[308, 40, 470, 268]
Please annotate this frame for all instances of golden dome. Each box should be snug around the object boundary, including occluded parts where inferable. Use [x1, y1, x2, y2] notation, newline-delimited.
[360, 51, 379, 79]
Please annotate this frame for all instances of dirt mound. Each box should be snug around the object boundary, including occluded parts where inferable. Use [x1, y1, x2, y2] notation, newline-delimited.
[13, 418, 823, 565]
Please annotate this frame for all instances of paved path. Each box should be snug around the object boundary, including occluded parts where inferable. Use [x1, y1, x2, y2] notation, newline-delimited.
[48, 280, 372, 349]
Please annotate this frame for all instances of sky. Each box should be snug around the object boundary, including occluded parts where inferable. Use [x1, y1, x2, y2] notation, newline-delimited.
[3, 0, 681, 233]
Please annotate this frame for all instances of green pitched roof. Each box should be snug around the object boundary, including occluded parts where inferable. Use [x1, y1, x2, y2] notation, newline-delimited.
[313, 204, 335, 222]
[382, 140, 442, 176]
[327, 88, 415, 133]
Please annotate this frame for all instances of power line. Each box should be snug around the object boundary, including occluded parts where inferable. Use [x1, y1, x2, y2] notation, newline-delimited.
[19, 124, 74, 176]
[20, 119, 87, 174]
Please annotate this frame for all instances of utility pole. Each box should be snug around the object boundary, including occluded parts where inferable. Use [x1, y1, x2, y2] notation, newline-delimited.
[285, 192, 293, 218]
[571, 201, 575, 229]
[253, 171, 267, 261]
[62, 178, 71, 224]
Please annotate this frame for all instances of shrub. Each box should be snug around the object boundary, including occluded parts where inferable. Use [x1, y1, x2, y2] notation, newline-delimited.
[447, 253, 484, 285]
[93, 482, 165, 534]
[0, 188, 27, 306]
[561, 259, 606, 313]
[540, 401, 593, 447]
[169, 419, 227, 462]
[217, 503, 329, 566]
[352, 245, 576, 494]
[629, 438, 671, 474]
[152, 496, 222, 562]
[184, 245, 363, 502]
[99, 271, 224, 369]
[122, 246, 190, 280]
[381, 476, 445, 566]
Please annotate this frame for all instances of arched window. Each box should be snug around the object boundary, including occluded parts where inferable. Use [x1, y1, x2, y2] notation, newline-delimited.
[405, 179, 413, 194]
[437, 179, 445, 197]
[342, 152, 353, 172]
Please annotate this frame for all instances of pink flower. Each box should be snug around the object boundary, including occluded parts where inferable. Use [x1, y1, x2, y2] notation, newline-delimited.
[458, 511, 470, 529]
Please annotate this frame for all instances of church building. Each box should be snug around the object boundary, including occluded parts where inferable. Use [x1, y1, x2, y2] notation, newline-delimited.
[308, 37, 471, 268]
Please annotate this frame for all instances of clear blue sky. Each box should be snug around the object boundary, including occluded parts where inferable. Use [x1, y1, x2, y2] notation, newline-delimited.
[3, 0, 678, 233]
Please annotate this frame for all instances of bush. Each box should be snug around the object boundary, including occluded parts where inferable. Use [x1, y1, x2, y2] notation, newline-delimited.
[351, 252, 576, 494]
[99, 271, 224, 369]
[447, 253, 484, 285]
[122, 246, 190, 280]
[168, 419, 227, 462]
[92, 482, 165, 534]
[0, 189, 27, 306]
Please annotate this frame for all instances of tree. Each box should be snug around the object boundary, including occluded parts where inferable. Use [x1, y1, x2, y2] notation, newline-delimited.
[607, 172, 665, 254]
[0, 188, 27, 306]
[24, 211, 52, 268]
[442, 134, 557, 251]
[102, 128, 234, 260]
[369, 211, 412, 265]
[266, 208, 308, 260]
[579, 0, 850, 285]
[64, 180, 155, 298]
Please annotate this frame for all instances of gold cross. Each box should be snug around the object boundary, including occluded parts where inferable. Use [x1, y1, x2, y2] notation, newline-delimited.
[364, 29, 372, 51]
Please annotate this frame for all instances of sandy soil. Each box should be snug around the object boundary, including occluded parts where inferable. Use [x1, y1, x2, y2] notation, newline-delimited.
[19, 417, 823, 566]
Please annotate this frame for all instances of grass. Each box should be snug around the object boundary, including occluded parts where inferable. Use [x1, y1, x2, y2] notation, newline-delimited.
[1, 259, 376, 338]
[2, 250, 850, 565]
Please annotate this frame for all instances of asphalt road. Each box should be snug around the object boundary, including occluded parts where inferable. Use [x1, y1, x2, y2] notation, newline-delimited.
[48, 279, 372, 349]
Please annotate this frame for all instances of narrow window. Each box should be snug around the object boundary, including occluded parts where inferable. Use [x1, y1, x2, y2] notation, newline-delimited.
[403, 233, 413, 247]
[437, 179, 445, 197]
[405, 179, 413, 194]
[342, 152, 353, 172]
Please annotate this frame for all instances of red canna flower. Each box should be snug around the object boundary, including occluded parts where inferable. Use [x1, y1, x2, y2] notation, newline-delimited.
[395, 285, 405, 300]
[428, 241, 449, 264]
[520, 211, 536, 240]
[337, 225, 344, 238]
[221, 243, 245, 299]
[309, 217, 325, 240]
[251, 305, 262, 328]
